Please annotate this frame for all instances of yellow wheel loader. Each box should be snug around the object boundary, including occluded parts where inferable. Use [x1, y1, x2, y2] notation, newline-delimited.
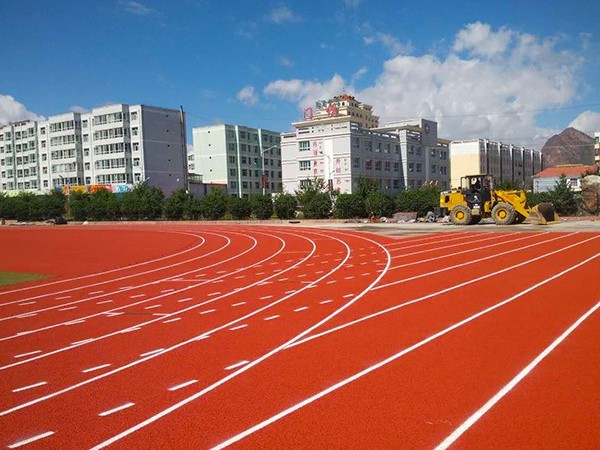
[439, 174, 558, 225]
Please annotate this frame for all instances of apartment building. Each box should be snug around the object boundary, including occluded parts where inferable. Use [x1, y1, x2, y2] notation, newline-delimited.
[0, 104, 187, 195]
[191, 124, 282, 198]
[450, 139, 542, 189]
[281, 95, 450, 194]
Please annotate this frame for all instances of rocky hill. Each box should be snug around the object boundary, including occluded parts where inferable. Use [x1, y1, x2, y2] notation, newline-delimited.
[541, 127, 595, 168]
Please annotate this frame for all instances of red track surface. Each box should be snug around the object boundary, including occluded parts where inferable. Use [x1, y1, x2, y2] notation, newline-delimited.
[0, 224, 599, 449]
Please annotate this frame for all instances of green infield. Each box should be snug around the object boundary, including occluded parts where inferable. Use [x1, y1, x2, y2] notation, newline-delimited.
[0, 272, 51, 287]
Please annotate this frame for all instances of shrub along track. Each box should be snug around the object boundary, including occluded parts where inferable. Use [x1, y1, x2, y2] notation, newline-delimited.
[0, 224, 598, 449]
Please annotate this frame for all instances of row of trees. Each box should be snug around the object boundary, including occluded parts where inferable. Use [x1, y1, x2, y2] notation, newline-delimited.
[0, 174, 587, 223]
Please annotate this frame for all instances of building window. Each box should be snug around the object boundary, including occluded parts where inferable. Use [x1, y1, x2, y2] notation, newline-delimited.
[384, 161, 391, 171]
[132, 127, 139, 136]
[353, 157, 360, 168]
[409, 162, 414, 172]
[229, 168, 236, 176]
[416, 147, 422, 156]
[365, 159, 372, 170]
[408, 145, 414, 154]
[375, 161, 382, 171]
[242, 181, 248, 189]
[395, 145, 400, 154]
[229, 156, 235, 164]
[131, 111, 138, 121]
[133, 158, 140, 167]
[299, 160, 311, 171]
[416, 163, 422, 172]
[299, 141, 310, 152]
[431, 164, 437, 173]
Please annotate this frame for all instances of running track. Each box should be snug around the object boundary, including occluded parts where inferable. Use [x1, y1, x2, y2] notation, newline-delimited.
[0, 224, 599, 449]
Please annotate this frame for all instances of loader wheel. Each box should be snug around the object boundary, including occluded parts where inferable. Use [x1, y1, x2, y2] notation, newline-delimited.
[513, 213, 526, 224]
[492, 203, 516, 225]
[469, 216, 482, 225]
[450, 205, 472, 225]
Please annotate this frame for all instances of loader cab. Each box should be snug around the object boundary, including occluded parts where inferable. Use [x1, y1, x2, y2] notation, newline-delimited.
[460, 174, 493, 210]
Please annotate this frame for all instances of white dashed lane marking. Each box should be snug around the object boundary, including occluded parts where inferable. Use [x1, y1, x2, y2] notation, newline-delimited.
[130, 294, 146, 299]
[96, 300, 113, 305]
[89, 290, 104, 295]
[144, 304, 162, 310]
[229, 324, 248, 331]
[259, 295, 273, 300]
[177, 297, 193, 303]
[225, 360, 249, 370]
[18, 301, 36, 306]
[140, 348, 164, 357]
[58, 306, 77, 311]
[294, 306, 309, 312]
[56, 295, 71, 300]
[12, 381, 48, 393]
[168, 379, 198, 391]
[98, 402, 135, 417]
[264, 315, 280, 321]
[82, 363, 111, 373]
[207, 292, 221, 296]
[199, 309, 216, 315]
[319, 300, 333, 304]
[163, 317, 181, 324]
[231, 302, 246, 307]
[8, 431, 55, 449]
[14, 350, 42, 359]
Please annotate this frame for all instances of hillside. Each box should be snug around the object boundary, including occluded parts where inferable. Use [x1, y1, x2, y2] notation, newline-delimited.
[541, 127, 595, 168]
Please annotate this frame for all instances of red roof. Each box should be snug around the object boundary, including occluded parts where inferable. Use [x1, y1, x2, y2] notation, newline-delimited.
[533, 164, 598, 178]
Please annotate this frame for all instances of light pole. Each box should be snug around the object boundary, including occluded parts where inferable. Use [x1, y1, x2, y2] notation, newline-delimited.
[319, 150, 334, 192]
[260, 144, 279, 196]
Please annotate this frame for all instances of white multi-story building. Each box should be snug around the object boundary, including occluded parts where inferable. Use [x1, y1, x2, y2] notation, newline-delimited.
[191, 124, 282, 198]
[0, 104, 187, 195]
[450, 139, 542, 189]
[281, 94, 450, 194]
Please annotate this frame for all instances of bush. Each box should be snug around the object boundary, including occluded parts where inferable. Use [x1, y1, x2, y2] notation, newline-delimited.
[250, 194, 273, 220]
[38, 190, 67, 220]
[548, 174, 579, 216]
[200, 189, 228, 220]
[334, 193, 366, 219]
[526, 191, 552, 207]
[120, 182, 164, 220]
[88, 189, 120, 220]
[395, 187, 441, 217]
[366, 192, 396, 217]
[303, 192, 332, 219]
[164, 188, 193, 220]
[228, 196, 252, 220]
[273, 194, 297, 220]
[69, 191, 90, 221]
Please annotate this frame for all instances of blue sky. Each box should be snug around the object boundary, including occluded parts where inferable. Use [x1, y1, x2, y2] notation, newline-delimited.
[1, 0, 599, 148]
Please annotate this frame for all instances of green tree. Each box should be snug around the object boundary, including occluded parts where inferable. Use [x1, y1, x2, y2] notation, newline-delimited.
[250, 194, 273, 220]
[355, 176, 380, 200]
[187, 197, 203, 220]
[69, 191, 90, 221]
[12, 192, 37, 222]
[37, 190, 67, 220]
[228, 196, 252, 220]
[303, 192, 332, 219]
[200, 189, 228, 220]
[395, 186, 441, 217]
[295, 177, 327, 208]
[494, 180, 523, 191]
[273, 193, 297, 220]
[366, 192, 396, 217]
[526, 191, 552, 207]
[548, 174, 579, 216]
[88, 189, 120, 220]
[120, 182, 164, 220]
[164, 188, 193, 220]
[333, 193, 367, 219]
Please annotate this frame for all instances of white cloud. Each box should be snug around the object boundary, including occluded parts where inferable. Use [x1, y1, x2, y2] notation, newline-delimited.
[278, 56, 294, 67]
[264, 74, 347, 110]
[351, 66, 368, 83]
[69, 105, 89, 114]
[453, 22, 512, 58]
[363, 32, 411, 56]
[118, 1, 157, 16]
[342, 0, 362, 7]
[236, 86, 259, 106]
[0, 94, 44, 126]
[569, 111, 600, 135]
[268, 6, 300, 24]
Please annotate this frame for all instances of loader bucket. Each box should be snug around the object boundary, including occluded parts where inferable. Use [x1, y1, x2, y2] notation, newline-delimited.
[528, 202, 559, 225]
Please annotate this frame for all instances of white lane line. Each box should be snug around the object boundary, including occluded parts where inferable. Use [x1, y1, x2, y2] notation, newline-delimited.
[18, 301, 36, 306]
[212, 280, 224, 284]
[71, 339, 93, 345]
[342, 294, 354, 298]
[168, 380, 198, 392]
[256, 272, 265, 275]
[326, 280, 337, 284]
[298, 274, 306, 278]
[214, 251, 600, 449]
[105, 312, 124, 317]
[231, 302, 246, 307]
[177, 297, 193, 303]
[319, 300, 333, 304]
[12, 381, 48, 393]
[99, 402, 135, 417]
[207, 292, 221, 296]
[229, 324, 248, 331]
[130, 294, 146, 299]
[96, 300, 113, 305]
[14, 350, 42, 359]
[17, 313, 37, 318]
[436, 298, 600, 450]
[144, 304, 162, 310]
[58, 306, 77, 311]
[89, 290, 104, 295]
[259, 296, 273, 300]
[278, 278, 289, 281]
[55, 296, 71, 300]
[140, 348, 164, 357]
[82, 364, 111, 373]
[8, 431, 54, 448]
[64, 320, 85, 326]
[120, 327, 141, 333]
[199, 309, 216, 315]
[294, 306, 309, 312]
[264, 315, 280, 321]
[152, 313, 169, 317]
[234, 276, 245, 279]
[285, 290, 295, 294]
[163, 318, 181, 324]
[225, 360, 250, 371]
